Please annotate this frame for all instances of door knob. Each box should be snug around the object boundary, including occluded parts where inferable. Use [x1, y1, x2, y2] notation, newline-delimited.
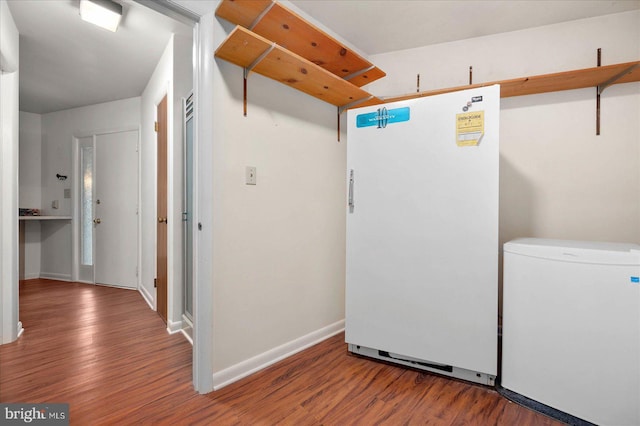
[93, 218, 101, 224]
[158, 217, 167, 224]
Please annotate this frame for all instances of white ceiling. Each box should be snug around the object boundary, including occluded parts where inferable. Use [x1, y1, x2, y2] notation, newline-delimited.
[8, 0, 191, 114]
[7, 0, 640, 114]
[289, 0, 640, 55]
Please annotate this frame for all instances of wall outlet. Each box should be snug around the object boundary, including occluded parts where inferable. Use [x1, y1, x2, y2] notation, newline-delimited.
[64, 188, 71, 199]
[246, 166, 257, 185]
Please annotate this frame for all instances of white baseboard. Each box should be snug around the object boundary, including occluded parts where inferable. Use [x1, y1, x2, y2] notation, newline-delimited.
[212, 319, 345, 390]
[180, 315, 193, 344]
[181, 328, 193, 345]
[138, 284, 154, 310]
[39, 272, 71, 281]
[16, 321, 24, 339]
[167, 319, 183, 334]
[23, 273, 40, 280]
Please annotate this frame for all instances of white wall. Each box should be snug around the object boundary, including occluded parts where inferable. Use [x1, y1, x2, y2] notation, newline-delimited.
[0, 0, 21, 343]
[19, 111, 42, 209]
[367, 10, 640, 310]
[19, 111, 42, 279]
[209, 9, 347, 386]
[39, 98, 141, 280]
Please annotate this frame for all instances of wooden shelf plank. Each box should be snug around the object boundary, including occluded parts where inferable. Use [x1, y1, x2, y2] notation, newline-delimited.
[215, 0, 272, 28]
[379, 61, 640, 105]
[500, 61, 640, 97]
[215, 25, 273, 68]
[251, 3, 385, 86]
[216, 0, 385, 87]
[215, 26, 381, 108]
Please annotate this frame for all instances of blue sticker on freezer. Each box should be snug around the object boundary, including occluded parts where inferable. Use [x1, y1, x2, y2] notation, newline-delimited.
[631, 276, 639, 283]
[356, 107, 410, 128]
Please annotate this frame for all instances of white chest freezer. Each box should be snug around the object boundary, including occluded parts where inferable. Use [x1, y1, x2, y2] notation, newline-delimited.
[502, 238, 640, 426]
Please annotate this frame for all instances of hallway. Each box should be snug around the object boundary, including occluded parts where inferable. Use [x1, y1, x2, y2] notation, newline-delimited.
[0, 280, 193, 422]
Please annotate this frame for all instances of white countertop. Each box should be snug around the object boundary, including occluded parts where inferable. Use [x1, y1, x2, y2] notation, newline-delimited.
[19, 216, 72, 220]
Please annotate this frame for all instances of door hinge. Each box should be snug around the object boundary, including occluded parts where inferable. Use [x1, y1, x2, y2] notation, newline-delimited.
[154, 121, 159, 132]
[154, 278, 157, 288]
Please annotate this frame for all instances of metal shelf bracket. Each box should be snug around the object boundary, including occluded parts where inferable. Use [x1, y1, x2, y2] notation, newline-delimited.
[343, 65, 375, 82]
[595, 49, 639, 135]
[596, 48, 601, 135]
[598, 62, 640, 95]
[243, 43, 276, 116]
[336, 96, 375, 142]
[249, 2, 275, 30]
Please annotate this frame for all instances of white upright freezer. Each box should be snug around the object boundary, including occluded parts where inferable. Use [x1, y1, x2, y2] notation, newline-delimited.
[345, 85, 500, 385]
[502, 238, 640, 426]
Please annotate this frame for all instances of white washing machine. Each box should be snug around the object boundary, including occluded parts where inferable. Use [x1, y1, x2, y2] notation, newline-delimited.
[502, 238, 640, 426]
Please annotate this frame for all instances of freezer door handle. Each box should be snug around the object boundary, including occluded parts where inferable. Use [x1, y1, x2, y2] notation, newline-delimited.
[348, 169, 355, 213]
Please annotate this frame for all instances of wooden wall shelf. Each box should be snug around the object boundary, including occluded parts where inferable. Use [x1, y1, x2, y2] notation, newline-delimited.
[214, 1, 637, 138]
[380, 61, 640, 104]
[216, 0, 385, 87]
[215, 26, 381, 109]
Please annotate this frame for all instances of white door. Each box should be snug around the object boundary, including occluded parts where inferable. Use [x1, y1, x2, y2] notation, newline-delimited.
[94, 130, 139, 289]
[345, 85, 500, 380]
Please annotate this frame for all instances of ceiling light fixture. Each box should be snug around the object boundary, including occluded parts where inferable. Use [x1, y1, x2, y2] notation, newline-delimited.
[79, 0, 123, 32]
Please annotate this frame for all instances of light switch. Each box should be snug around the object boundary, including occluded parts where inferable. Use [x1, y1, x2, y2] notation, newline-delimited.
[52, 200, 59, 209]
[246, 166, 257, 185]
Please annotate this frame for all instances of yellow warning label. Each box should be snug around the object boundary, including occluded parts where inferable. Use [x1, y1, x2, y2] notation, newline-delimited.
[456, 111, 484, 147]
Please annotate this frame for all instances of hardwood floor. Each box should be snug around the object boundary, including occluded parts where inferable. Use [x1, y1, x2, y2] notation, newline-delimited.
[0, 279, 562, 425]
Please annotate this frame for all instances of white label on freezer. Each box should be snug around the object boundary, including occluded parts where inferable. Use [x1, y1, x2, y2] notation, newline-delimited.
[356, 107, 410, 129]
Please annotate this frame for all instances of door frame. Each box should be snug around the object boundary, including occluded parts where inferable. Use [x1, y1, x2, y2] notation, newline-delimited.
[72, 126, 142, 290]
[181, 92, 194, 335]
[191, 14, 215, 394]
[129, 1, 214, 393]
